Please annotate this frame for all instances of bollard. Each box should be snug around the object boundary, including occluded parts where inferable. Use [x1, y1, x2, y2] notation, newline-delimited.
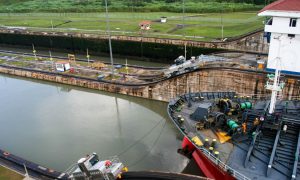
[209, 147, 214, 153]
[211, 139, 217, 148]
[179, 118, 185, 124]
[204, 138, 210, 148]
[177, 115, 182, 121]
[214, 151, 219, 158]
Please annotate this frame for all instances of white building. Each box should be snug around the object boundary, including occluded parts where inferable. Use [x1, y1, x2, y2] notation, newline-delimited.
[55, 61, 71, 72]
[258, 0, 300, 75]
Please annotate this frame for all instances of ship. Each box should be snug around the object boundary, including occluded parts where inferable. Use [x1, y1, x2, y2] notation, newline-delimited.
[168, 90, 300, 180]
[167, 66, 300, 180]
[167, 0, 300, 179]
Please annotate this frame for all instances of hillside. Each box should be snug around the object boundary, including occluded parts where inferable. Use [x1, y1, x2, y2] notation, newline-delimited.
[0, 0, 269, 13]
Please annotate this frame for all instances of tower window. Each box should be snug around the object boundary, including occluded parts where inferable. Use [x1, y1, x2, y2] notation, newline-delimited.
[267, 18, 273, 25]
[289, 18, 297, 27]
[288, 34, 295, 38]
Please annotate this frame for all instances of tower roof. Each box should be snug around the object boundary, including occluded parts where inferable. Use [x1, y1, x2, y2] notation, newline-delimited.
[259, 0, 300, 13]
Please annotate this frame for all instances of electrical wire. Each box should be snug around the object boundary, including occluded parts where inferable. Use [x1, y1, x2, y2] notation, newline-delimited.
[126, 119, 167, 168]
[117, 118, 165, 157]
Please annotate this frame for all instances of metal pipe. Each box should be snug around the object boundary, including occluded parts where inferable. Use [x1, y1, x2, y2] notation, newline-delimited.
[266, 128, 281, 177]
[244, 130, 260, 168]
[291, 130, 300, 180]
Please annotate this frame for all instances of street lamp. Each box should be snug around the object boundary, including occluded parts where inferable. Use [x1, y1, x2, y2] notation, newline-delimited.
[221, 4, 224, 40]
[32, 44, 37, 61]
[104, 0, 115, 78]
[49, 50, 54, 70]
[182, 0, 187, 60]
[86, 48, 90, 66]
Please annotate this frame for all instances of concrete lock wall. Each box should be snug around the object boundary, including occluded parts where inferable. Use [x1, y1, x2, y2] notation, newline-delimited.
[0, 32, 220, 63]
[0, 28, 269, 57]
[1, 66, 299, 102]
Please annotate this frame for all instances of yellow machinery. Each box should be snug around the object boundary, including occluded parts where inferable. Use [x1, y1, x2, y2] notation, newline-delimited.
[68, 54, 76, 63]
[191, 136, 203, 146]
[91, 62, 107, 69]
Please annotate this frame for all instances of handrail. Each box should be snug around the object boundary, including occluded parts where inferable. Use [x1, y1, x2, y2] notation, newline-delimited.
[64, 163, 78, 176]
[198, 146, 250, 180]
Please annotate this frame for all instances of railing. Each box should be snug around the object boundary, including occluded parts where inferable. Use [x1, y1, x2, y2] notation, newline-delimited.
[0, 25, 209, 41]
[190, 137, 251, 180]
[109, 156, 122, 165]
[64, 163, 78, 176]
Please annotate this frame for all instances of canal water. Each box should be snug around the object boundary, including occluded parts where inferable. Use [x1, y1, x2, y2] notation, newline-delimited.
[0, 74, 189, 172]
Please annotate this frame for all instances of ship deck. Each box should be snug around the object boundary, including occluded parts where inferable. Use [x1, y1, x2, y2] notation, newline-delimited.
[177, 101, 234, 164]
[168, 92, 300, 180]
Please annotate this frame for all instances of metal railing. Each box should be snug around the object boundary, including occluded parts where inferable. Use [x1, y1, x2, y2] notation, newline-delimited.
[64, 163, 79, 176]
[199, 146, 251, 180]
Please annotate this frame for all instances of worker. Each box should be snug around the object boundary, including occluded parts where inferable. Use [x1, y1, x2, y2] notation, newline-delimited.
[253, 118, 260, 126]
[105, 160, 112, 168]
[242, 122, 247, 134]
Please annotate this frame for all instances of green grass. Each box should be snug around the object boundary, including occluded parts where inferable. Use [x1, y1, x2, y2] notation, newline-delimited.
[22, 56, 38, 61]
[0, 12, 263, 40]
[8, 61, 30, 67]
[0, 0, 263, 13]
[0, 166, 23, 180]
[104, 73, 122, 80]
[117, 67, 134, 74]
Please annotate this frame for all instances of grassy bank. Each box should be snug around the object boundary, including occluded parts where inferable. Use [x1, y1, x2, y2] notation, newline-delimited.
[0, 0, 263, 13]
[0, 12, 263, 39]
[0, 166, 23, 180]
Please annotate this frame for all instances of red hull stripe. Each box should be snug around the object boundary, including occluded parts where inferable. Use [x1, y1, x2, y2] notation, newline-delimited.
[192, 151, 215, 179]
[192, 150, 236, 180]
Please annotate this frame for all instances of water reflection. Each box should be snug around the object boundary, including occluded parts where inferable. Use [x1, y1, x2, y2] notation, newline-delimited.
[0, 74, 188, 172]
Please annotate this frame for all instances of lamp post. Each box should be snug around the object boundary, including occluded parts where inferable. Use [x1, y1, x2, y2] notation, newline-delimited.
[49, 50, 54, 70]
[86, 48, 90, 66]
[221, 4, 224, 40]
[32, 44, 37, 61]
[182, 0, 187, 60]
[104, 0, 115, 78]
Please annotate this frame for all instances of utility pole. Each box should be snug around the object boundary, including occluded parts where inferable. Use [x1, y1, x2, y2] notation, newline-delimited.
[182, 0, 186, 60]
[221, 6, 224, 40]
[104, 0, 115, 77]
[184, 42, 187, 61]
[86, 48, 90, 66]
[32, 44, 37, 61]
[125, 59, 129, 76]
[49, 50, 54, 70]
